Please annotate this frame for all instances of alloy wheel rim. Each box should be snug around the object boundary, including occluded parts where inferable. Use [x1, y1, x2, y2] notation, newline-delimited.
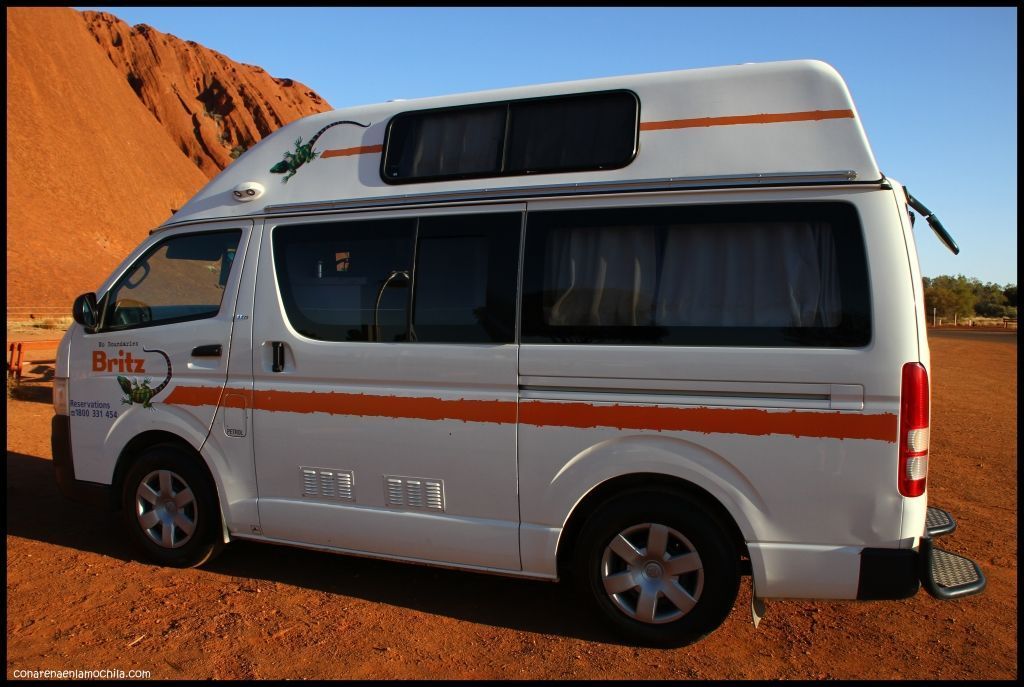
[135, 469, 197, 549]
[600, 522, 704, 624]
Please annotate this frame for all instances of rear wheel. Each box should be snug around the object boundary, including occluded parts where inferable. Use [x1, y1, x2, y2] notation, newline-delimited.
[574, 490, 740, 647]
[121, 444, 225, 568]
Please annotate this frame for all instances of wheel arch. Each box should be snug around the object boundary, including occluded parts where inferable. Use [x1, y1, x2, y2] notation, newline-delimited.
[555, 472, 750, 580]
[111, 431, 221, 524]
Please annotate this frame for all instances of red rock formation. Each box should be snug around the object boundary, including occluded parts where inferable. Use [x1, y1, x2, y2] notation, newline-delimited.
[6, 7, 334, 310]
[6, 7, 211, 311]
[82, 11, 333, 178]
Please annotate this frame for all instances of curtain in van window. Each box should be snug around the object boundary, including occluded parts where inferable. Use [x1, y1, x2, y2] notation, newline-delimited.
[657, 223, 841, 327]
[402, 108, 504, 178]
[543, 222, 841, 328]
[545, 226, 659, 326]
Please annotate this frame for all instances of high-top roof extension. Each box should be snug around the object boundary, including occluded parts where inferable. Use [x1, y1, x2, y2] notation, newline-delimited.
[167, 60, 880, 227]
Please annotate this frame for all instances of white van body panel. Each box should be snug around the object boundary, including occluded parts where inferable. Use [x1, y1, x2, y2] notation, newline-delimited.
[747, 543, 862, 599]
[510, 186, 919, 593]
[197, 224, 264, 534]
[65, 221, 253, 485]
[247, 204, 524, 571]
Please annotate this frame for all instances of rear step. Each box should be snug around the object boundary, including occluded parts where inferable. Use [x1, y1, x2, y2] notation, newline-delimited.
[926, 506, 956, 537]
[919, 537, 986, 600]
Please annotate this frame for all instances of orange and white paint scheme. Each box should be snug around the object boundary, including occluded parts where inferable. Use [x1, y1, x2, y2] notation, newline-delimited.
[53, 60, 983, 647]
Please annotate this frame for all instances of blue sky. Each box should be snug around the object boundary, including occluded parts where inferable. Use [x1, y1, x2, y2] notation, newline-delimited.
[80, 7, 1017, 285]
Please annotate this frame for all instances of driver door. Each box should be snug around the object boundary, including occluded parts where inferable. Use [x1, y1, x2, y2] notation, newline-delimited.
[67, 221, 252, 484]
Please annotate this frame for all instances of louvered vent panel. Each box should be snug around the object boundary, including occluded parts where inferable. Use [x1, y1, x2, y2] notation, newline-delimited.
[386, 477, 405, 506]
[302, 469, 319, 497]
[320, 471, 337, 499]
[424, 481, 444, 511]
[406, 479, 424, 508]
[335, 471, 354, 500]
[384, 475, 445, 512]
[300, 467, 354, 501]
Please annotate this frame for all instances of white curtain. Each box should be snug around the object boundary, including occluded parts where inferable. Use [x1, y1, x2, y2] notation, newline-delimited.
[546, 226, 658, 326]
[543, 222, 841, 328]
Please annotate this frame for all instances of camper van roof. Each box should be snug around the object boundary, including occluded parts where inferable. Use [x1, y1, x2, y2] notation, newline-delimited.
[165, 60, 881, 227]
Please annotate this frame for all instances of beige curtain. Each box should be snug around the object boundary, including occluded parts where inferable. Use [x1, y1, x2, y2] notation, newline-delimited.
[543, 222, 841, 328]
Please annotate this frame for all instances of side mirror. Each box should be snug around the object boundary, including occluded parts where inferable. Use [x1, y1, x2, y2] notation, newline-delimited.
[72, 292, 99, 330]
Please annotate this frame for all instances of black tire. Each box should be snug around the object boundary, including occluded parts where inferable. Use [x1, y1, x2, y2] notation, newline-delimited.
[573, 489, 740, 647]
[121, 443, 225, 568]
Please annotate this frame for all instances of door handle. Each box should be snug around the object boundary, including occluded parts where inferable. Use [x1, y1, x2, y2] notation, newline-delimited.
[191, 344, 222, 357]
[271, 341, 285, 372]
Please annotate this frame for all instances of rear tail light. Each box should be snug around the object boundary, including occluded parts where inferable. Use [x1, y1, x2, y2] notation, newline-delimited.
[898, 363, 929, 497]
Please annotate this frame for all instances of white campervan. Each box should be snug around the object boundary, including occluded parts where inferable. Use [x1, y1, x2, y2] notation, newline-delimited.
[53, 60, 983, 646]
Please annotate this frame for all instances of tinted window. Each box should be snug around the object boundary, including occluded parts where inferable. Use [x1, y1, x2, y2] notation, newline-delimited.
[274, 219, 416, 342]
[382, 91, 638, 183]
[101, 230, 241, 331]
[413, 214, 521, 343]
[506, 92, 638, 173]
[521, 203, 870, 347]
[274, 214, 521, 343]
[383, 105, 506, 181]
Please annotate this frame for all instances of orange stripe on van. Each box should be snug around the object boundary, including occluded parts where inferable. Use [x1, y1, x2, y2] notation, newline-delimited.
[163, 385, 895, 442]
[519, 400, 896, 442]
[639, 109, 855, 131]
[252, 389, 517, 423]
[320, 144, 384, 159]
[164, 386, 516, 424]
[163, 385, 224, 408]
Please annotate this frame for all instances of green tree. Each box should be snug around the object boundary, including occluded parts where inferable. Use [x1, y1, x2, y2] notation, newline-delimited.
[924, 274, 976, 318]
[922, 275, 1017, 320]
[925, 285, 953, 317]
[975, 282, 1009, 317]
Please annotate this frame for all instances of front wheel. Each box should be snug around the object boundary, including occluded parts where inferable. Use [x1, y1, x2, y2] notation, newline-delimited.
[121, 444, 225, 568]
[574, 490, 740, 647]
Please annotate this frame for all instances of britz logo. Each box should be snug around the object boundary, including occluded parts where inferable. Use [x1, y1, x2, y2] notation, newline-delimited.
[93, 349, 145, 373]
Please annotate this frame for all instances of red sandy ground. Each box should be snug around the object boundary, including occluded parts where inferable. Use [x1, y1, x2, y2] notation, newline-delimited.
[4, 331, 1016, 679]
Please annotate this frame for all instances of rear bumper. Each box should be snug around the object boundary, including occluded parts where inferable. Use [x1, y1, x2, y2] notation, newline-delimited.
[857, 508, 986, 600]
[856, 547, 921, 599]
[51, 415, 113, 509]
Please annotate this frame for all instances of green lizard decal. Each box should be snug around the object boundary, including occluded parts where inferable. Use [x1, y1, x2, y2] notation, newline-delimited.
[270, 119, 370, 182]
[117, 348, 171, 409]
